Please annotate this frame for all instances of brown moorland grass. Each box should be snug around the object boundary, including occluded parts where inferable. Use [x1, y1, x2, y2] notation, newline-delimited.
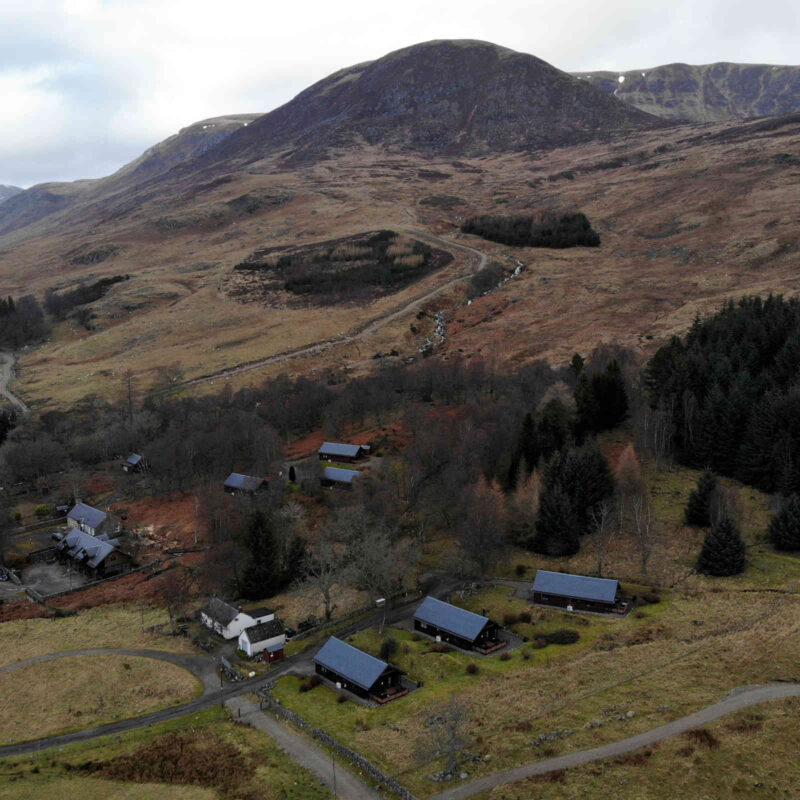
[0, 707, 330, 800]
[0, 605, 196, 668]
[0, 655, 201, 744]
[471, 696, 800, 799]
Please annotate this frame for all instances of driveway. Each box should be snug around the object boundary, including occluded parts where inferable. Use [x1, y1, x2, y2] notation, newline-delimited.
[22, 561, 89, 596]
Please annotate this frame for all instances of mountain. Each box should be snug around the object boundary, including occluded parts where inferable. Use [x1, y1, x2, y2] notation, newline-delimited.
[574, 62, 800, 122]
[0, 114, 259, 238]
[201, 40, 660, 165]
[0, 185, 22, 205]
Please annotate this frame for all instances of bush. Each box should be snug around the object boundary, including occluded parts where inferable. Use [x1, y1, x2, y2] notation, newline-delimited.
[299, 675, 322, 692]
[35, 503, 55, 519]
[544, 629, 580, 645]
[466, 663, 479, 675]
[337, 694, 348, 704]
[503, 612, 519, 626]
[379, 637, 398, 661]
[532, 636, 548, 649]
[500, 652, 511, 661]
[697, 515, 746, 576]
[518, 611, 532, 623]
[643, 592, 661, 604]
[429, 643, 452, 653]
[768, 493, 800, 551]
[515, 563, 528, 576]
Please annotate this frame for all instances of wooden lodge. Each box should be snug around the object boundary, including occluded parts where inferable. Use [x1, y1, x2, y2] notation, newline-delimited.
[320, 466, 360, 490]
[122, 453, 146, 473]
[317, 442, 371, 463]
[313, 637, 406, 702]
[223, 473, 268, 495]
[413, 596, 505, 654]
[57, 529, 132, 579]
[531, 570, 625, 614]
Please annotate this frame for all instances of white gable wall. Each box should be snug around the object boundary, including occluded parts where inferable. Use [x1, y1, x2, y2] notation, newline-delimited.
[239, 630, 286, 657]
[201, 611, 256, 639]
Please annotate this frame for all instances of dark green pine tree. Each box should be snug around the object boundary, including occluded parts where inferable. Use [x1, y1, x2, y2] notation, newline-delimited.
[530, 483, 580, 557]
[282, 535, 308, 588]
[697, 515, 746, 576]
[768, 494, 800, 551]
[592, 360, 628, 431]
[685, 470, 718, 527]
[517, 412, 540, 475]
[569, 352, 585, 377]
[240, 510, 282, 599]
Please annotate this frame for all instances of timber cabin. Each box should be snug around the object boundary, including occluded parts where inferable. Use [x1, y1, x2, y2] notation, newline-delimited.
[320, 466, 360, 490]
[313, 637, 407, 703]
[66, 502, 119, 538]
[122, 453, 145, 473]
[57, 529, 131, 579]
[531, 570, 625, 614]
[199, 598, 274, 639]
[413, 596, 505, 654]
[317, 442, 371, 463]
[223, 473, 268, 495]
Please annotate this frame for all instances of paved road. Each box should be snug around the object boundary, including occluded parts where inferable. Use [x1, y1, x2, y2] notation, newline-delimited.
[228, 696, 381, 800]
[430, 682, 800, 800]
[0, 351, 29, 413]
[180, 230, 487, 389]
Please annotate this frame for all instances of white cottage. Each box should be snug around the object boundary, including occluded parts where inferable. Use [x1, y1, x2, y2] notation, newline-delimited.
[199, 598, 274, 640]
[239, 618, 286, 660]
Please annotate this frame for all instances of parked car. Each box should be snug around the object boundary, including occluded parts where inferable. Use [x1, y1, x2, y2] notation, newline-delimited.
[0, 569, 8, 582]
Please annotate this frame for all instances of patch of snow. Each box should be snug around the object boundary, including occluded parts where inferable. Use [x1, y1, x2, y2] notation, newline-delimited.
[641, 72, 646, 77]
[618, 75, 625, 83]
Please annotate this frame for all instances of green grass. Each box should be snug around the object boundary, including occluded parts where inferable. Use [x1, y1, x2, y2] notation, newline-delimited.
[283, 610, 372, 657]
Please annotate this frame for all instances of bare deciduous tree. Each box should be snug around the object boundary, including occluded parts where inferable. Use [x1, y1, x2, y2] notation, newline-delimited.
[304, 536, 342, 622]
[588, 498, 616, 578]
[419, 699, 473, 778]
[631, 493, 656, 581]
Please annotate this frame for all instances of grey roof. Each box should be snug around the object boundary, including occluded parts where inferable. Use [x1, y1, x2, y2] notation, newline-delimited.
[413, 596, 490, 642]
[125, 453, 143, 467]
[318, 442, 367, 458]
[247, 606, 274, 620]
[224, 473, 266, 491]
[322, 466, 360, 484]
[532, 570, 620, 604]
[313, 637, 389, 691]
[200, 597, 240, 626]
[60, 529, 116, 568]
[67, 502, 107, 531]
[243, 619, 284, 644]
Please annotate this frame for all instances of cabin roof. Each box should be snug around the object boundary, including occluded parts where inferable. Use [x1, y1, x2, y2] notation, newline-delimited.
[243, 619, 284, 644]
[318, 442, 368, 458]
[532, 570, 620, 603]
[247, 606, 274, 620]
[322, 466, 360, 484]
[224, 473, 265, 491]
[200, 597, 240, 626]
[413, 596, 489, 642]
[124, 453, 143, 467]
[313, 636, 389, 691]
[67, 502, 107, 530]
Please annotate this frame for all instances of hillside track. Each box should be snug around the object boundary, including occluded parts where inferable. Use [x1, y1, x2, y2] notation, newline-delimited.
[0, 351, 29, 413]
[180, 230, 486, 388]
[430, 682, 800, 800]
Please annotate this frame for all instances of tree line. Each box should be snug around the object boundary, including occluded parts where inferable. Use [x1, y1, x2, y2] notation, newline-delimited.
[461, 211, 600, 248]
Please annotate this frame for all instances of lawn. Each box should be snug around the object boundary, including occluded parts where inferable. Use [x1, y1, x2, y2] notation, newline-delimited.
[0, 655, 201, 744]
[471, 696, 800, 799]
[0, 707, 331, 800]
[272, 584, 800, 797]
[0, 604, 197, 668]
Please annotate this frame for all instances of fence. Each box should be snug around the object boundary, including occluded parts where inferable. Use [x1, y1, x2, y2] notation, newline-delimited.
[257, 690, 420, 800]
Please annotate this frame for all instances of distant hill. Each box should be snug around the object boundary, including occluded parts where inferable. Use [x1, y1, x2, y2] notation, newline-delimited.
[0, 185, 22, 205]
[202, 39, 659, 165]
[574, 62, 800, 122]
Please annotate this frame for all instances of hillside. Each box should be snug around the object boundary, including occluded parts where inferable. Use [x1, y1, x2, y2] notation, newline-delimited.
[0, 185, 22, 205]
[575, 62, 800, 122]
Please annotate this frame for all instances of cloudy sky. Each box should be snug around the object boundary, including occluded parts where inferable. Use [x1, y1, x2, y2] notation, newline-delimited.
[2, 0, 798, 188]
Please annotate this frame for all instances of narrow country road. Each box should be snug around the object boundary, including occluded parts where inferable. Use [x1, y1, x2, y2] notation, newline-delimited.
[429, 682, 800, 800]
[227, 696, 381, 800]
[181, 230, 487, 388]
[0, 351, 29, 413]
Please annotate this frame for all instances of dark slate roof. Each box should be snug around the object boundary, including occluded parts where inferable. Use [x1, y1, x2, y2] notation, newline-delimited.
[532, 570, 620, 604]
[67, 502, 107, 530]
[60, 529, 116, 568]
[200, 597, 240, 626]
[224, 473, 265, 491]
[322, 466, 360, 484]
[125, 453, 143, 467]
[243, 619, 284, 644]
[318, 442, 366, 458]
[313, 637, 388, 691]
[247, 606, 274, 620]
[413, 596, 489, 642]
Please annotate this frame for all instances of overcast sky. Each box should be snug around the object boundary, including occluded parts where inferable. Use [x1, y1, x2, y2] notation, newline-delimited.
[2, 0, 799, 188]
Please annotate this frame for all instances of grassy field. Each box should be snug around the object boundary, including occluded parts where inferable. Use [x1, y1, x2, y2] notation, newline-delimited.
[0, 707, 331, 800]
[0, 655, 201, 744]
[272, 581, 800, 797]
[0, 604, 197, 668]
[472, 696, 800, 799]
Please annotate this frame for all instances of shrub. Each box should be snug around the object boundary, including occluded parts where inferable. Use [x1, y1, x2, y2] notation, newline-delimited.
[518, 611, 532, 623]
[411, 633, 421, 642]
[466, 663, 479, 675]
[522, 649, 531, 660]
[685, 470, 718, 527]
[500, 652, 511, 661]
[515, 563, 528, 576]
[635, 610, 647, 619]
[35, 503, 55, 519]
[684, 728, 720, 750]
[337, 695, 348, 704]
[379, 637, 398, 661]
[503, 612, 519, 626]
[544, 629, 580, 645]
[643, 592, 661, 604]
[697, 515, 746, 576]
[299, 675, 321, 692]
[532, 636, 548, 649]
[429, 643, 452, 653]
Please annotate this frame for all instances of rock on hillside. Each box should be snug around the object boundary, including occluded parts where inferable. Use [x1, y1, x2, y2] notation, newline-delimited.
[0, 185, 22, 205]
[575, 62, 800, 122]
[201, 39, 660, 165]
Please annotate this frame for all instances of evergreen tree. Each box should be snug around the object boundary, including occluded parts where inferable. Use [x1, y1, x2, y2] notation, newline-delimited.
[569, 353, 584, 377]
[696, 515, 746, 576]
[240, 510, 282, 599]
[283, 535, 308, 586]
[288, 465, 297, 483]
[517, 412, 539, 475]
[531, 483, 580, 557]
[768, 494, 800, 551]
[685, 470, 718, 527]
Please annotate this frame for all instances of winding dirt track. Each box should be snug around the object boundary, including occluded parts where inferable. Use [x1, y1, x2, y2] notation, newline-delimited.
[0, 351, 29, 413]
[182, 230, 486, 388]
